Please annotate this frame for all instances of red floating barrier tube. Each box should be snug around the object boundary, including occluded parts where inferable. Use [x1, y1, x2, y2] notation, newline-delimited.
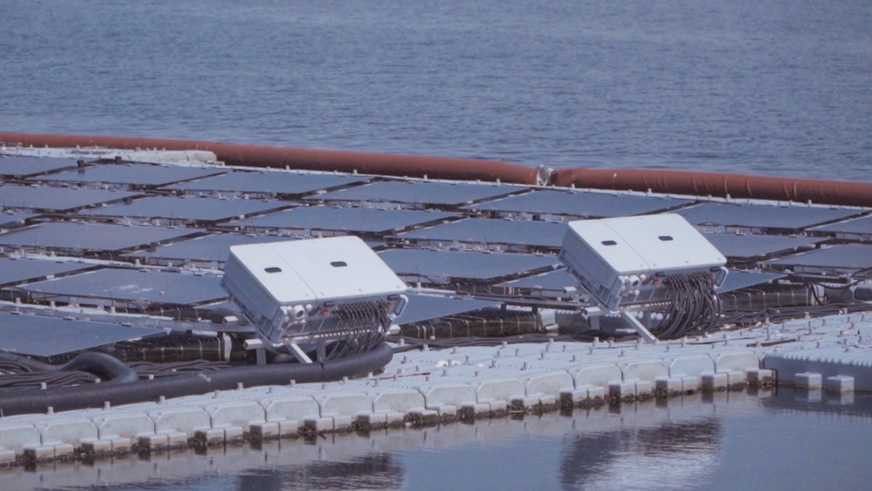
[0, 133, 542, 185]
[550, 167, 871, 208]
[2, 132, 868, 207]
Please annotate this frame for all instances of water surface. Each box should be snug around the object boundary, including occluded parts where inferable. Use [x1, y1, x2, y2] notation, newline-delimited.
[1, 0, 869, 181]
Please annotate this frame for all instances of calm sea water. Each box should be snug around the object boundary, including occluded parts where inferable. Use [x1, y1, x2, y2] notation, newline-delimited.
[0, 0, 869, 182]
[0, 1, 869, 489]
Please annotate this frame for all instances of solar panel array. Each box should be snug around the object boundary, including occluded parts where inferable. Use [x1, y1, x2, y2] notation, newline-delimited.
[0, 156, 83, 178]
[0, 154, 869, 356]
[308, 180, 524, 208]
[464, 189, 690, 218]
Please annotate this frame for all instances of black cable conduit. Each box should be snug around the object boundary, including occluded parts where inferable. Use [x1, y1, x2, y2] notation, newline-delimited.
[0, 351, 138, 384]
[0, 343, 392, 417]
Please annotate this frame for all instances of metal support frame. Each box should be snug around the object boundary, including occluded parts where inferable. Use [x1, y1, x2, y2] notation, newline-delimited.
[618, 309, 658, 343]
[244, 337, 316, 364]
[581, 305, 658, 343]
[287, 342, 314, 364]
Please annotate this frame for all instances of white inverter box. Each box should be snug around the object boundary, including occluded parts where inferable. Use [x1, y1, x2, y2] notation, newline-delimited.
[222, 236, 407, 345]
[559, 214, 727, 310]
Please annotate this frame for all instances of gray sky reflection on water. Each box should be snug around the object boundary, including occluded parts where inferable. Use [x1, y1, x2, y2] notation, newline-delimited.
[23, 388, 871, 491]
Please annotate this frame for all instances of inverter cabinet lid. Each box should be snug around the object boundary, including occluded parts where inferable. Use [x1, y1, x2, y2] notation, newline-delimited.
[227, 236, 406, 304]
[565, 214, 726, 274]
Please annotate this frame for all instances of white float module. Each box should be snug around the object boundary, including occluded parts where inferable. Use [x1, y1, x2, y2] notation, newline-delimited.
[222, 236, 408, 345]
[560, 214, 727, 310]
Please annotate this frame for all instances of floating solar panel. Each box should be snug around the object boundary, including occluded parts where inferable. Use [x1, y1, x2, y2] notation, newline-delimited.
[394, 293, 500, 326]
[166, 170, 370, 196]
[464, 189, 691, 218]
[715, 270, 787, 294]
[79, 195, 290, 223]
[497, 269, 580, 293]
[673, 202, 860, 231]
[0, 184, 141, 211]
[0, 258, 92, 287]
[0, 222, 202, 254]
[308, 180, 525, 208]
[0, 212, 38, 229]
[0, 156, 83, 178]
[808, 215, 872, 240]
[0, 313, 165, 358]
[228, 206, 456, 235]
[394, 218, 568, 250]
[704, 233, 825, 260]
[125, 234, 293, 266]
[764, 244, 872, 275]
[32, 163, 225, 187]
[20, 268, 226, 307]
[378, 248, 560, 285]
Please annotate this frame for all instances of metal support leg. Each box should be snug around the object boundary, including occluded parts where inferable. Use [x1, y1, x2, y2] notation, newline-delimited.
[287, 342, 314, 364]
[619, 310, 658, 343]
[245, 337, 314, 364]
[255, 347, 267, 366]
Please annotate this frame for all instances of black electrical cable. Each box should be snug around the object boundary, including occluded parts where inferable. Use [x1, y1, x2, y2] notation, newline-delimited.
[324, 302, 391, 361]
[650, 272, 721, 339]
[129, 359, 233, 378]
[716, 302, 871, 329]
[0, 371, 97, 390]
[0, 343, 393, 417]
[0, 351, 137, 388]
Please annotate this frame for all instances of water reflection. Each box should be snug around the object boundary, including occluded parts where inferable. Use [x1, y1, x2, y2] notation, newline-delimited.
[560, 419, 722, 490]
[236, 453, 403, 491]
[4, 388, 868, 491]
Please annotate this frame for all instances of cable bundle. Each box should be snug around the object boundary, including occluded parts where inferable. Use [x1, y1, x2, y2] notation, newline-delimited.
[652, 272, 721, 339]
[323, 302, 391, 360]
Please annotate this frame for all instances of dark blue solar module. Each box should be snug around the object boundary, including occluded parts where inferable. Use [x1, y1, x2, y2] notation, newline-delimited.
[0, 313, 165, 357]
[0, 212, 38, 229]
[395, 218, 568, 249]
[166, 170, 370, 195]
[32, 163, 225, 187]
[0, 258, 92, 287]
[0, 153, 868, 356]
[764, 244, 872, 273]
[125, 234, 293, 265]
[308, 180, 525, 207]
[673, 202, 860, 231]
[716, 270, 787, 293]
[394, 294, 500, 326]
[496, 269, 580, 293]
[808, 215, 872, 239]
[228, 206, 456, 235]
[20, 268, 226, 306]
[0, 184, 141, 211]
[464, 189, 690, 218]
[79, 196, 289, 222]
[0, 156, 84, 177]
[378, 248, 560, 283]
[0, 222, 202, 253]
[704, 233, 825, 259]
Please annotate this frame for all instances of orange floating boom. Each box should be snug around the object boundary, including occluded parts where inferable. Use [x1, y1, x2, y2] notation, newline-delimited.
[1, 132, 868, 207]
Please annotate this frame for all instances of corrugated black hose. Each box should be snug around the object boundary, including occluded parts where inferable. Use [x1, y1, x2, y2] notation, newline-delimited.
[0, 343, 392, 417]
